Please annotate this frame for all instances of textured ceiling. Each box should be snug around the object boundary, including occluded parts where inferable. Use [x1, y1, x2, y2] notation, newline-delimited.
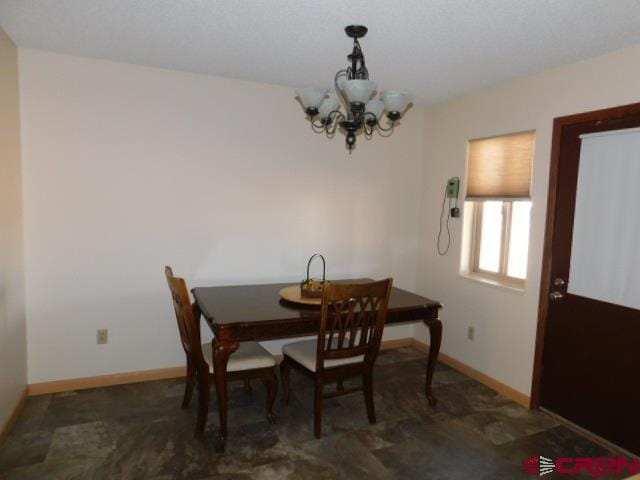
[2, 0, 640, 105]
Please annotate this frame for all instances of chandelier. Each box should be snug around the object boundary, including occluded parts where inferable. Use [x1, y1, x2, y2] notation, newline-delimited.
[295, 25, 413, 152]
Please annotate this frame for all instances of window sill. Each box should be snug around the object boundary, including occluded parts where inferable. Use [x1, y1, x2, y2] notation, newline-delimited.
[459, 272, 525, 294]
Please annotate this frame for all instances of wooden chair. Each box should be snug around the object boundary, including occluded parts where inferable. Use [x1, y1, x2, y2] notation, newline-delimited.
[280, 279, 393, 438]
[164, 266, 277, 439]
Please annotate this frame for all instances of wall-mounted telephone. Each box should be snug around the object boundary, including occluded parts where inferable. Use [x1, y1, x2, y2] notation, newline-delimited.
[446, 177, 460, 199]
[446, 177, 460, 217]
[438, 176, 461, 255]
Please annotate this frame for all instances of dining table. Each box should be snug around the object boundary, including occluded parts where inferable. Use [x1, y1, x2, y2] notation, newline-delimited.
[191, 279, 442, 452]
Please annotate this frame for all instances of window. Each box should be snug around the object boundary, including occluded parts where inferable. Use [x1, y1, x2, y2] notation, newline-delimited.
[464, 131, 535, 286]
[473, 200, 532, 282]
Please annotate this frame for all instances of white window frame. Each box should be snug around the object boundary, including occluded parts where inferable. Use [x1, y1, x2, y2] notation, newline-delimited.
[469, 200, 527, 288]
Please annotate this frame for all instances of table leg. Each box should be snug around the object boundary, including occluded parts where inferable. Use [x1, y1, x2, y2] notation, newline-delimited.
[423, 318, 442, 407]
[212, 337, 239, 452]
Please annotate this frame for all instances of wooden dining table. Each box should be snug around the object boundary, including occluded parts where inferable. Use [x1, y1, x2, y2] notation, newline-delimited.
[191, 279, 442, 451]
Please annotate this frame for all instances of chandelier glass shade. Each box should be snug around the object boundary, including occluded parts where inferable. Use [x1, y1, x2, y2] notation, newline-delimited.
[295, 25, 413, 152]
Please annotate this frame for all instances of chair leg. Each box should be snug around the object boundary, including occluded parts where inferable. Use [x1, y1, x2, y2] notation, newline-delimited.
[195, 371, 209, 439]
[314, 377, 323, 439]
[263, 370, 277, 424]
[182, 357, 195, 409]
[336, 379, 344, 393]
[363, 370, 376, 424]
[280, 357, 291, 406]
[243, 379, 252, 396]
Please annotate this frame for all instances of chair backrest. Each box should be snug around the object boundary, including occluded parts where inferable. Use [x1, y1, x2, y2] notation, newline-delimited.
[164, 266, 206, 367]
[316, 279, 393, 371]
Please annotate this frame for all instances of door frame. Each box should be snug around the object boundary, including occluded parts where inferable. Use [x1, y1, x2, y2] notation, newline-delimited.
[530, 101, 640, 409]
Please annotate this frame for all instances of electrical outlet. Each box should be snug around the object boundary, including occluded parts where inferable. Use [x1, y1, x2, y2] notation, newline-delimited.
[467, 326, 475, 341]
[97, 328, 108, 345]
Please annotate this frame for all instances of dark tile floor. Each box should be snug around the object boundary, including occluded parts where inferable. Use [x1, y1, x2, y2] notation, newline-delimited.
[0, 348, 626, 479]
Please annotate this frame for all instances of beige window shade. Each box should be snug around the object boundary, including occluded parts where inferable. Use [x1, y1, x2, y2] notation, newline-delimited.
[466, 131, 535, 199]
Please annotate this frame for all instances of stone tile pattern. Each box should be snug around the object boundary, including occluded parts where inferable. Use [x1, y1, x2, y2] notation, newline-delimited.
[0, 348, 625, 479]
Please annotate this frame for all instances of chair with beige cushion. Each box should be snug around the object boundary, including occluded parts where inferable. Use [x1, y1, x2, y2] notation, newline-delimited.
[280, 279, 393, 438]
[164, 266, 277, 439]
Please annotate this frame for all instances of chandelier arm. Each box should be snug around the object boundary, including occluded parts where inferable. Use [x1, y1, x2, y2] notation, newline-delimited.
[326, 110, 345, 135]
[334, 69, 350, 114]
[310, 120, 327, 133]
[362, 112, 379, 126]
[363, 121, 374, 136]
[375, 119, 395, 133]
[376, 124, 395, 138]
[362, 112, 394, 135]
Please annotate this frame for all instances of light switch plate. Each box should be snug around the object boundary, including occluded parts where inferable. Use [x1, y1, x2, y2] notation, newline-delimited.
[97, 328, 108, 345]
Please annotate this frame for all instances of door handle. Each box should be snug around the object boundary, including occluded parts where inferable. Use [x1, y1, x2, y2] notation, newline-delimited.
[549, 291, 564, 301]
[553, 277, 566, 287]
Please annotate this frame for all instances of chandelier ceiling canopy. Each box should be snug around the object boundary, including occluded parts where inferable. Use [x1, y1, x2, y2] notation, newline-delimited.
[295, 25, 413, 152]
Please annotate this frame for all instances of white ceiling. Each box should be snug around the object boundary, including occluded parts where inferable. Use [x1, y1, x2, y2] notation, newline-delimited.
[2, 0, 640, 105]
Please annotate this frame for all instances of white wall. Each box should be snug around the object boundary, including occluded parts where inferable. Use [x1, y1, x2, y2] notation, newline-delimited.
[18, 49, 424, 384]
[415, 45, 640, 396]
[0, 28, 26, 427]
